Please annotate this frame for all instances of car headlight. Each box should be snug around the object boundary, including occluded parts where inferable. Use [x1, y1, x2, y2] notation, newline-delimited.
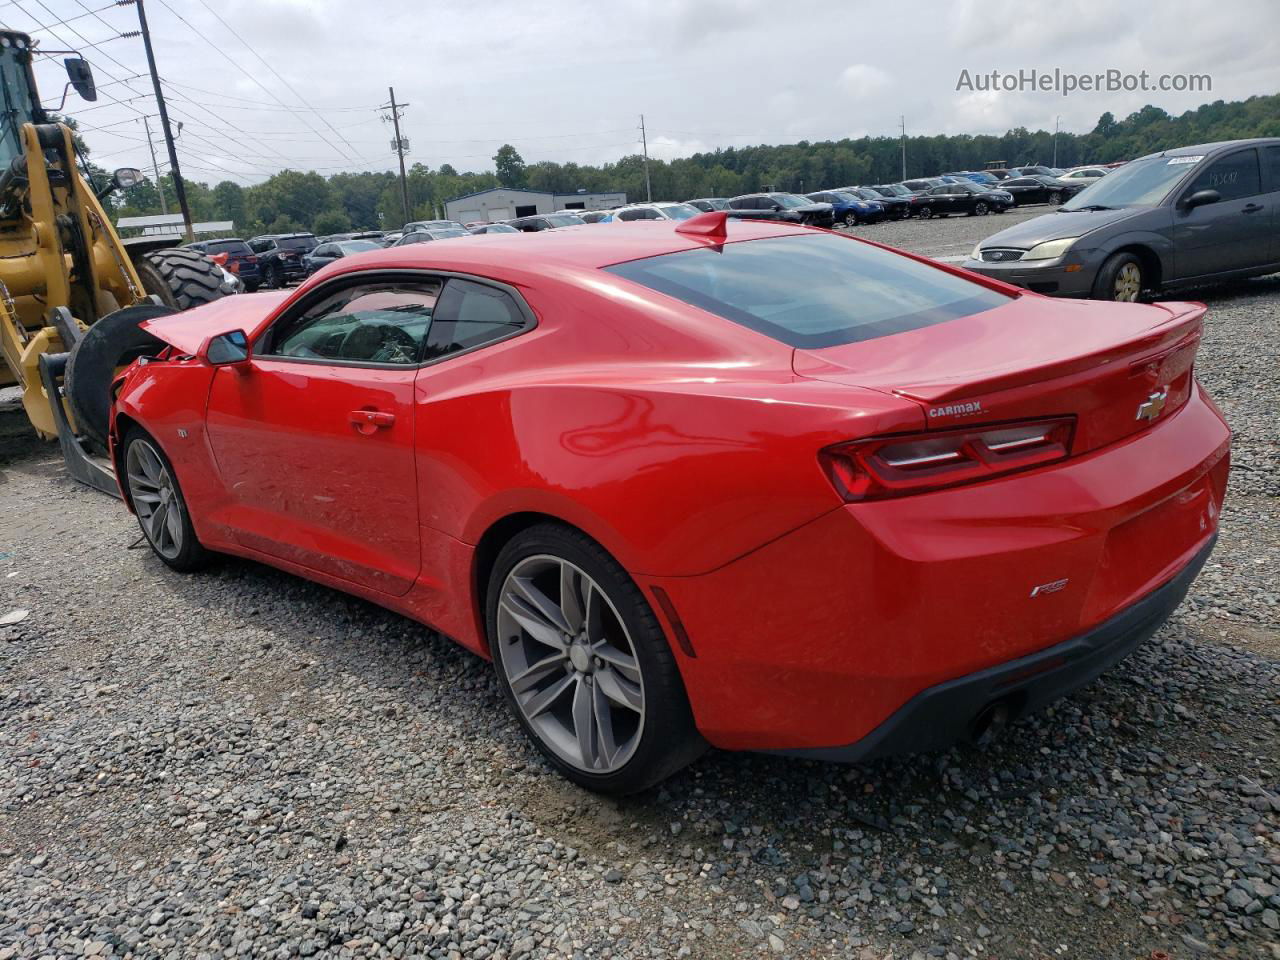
[1022, 237, 1078, 261]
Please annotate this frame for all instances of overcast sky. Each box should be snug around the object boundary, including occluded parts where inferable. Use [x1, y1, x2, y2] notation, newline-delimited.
[8, 0, 1278, 186]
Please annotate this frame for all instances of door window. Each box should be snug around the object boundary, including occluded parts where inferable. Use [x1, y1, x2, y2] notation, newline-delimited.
[424, 279, 528, 361]
[1185, 149, 1261, 202]
[1262, 146, 1280, 193]
[264, 282, 442, 365]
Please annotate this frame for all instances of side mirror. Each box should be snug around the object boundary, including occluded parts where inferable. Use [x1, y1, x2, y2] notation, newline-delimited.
[206, 329, 249, 366]
[64, 57, 97, 102]
[112, 167, 144, 190]
[1183, 188, 1220, 210]
[771, 203, 783, 212]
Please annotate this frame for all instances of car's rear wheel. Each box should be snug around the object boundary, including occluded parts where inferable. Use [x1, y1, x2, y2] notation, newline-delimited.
[487, 523, 703, 794]
[122, 427, 210, 572]
[1094, 252, 1144, 302]
[1048, 191, 1063, 205]
[917, 206, 932, 219]
[972, 201, 989, 216]
[842, 211, 859, 226]
[264, 262, 283, 289]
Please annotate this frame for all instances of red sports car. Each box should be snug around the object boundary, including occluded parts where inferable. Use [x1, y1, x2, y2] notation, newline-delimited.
[109, 213, 1229, 794]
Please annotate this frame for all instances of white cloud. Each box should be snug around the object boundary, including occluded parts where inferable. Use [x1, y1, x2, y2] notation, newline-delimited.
[839, 64, 892, 99]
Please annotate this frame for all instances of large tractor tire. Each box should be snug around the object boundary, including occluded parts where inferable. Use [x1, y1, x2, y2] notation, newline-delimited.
[133, 247, 230, 310]
[65, 303, 174, 451]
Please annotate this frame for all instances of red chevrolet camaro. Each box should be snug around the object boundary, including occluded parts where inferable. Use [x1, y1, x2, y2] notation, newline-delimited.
[109, 213, 1229, 793]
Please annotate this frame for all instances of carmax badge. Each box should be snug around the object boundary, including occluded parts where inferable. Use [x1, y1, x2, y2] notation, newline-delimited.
[1136, 388, 1169, 421]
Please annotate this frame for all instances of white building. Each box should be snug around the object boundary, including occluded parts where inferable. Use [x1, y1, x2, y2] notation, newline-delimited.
[445, 187, 627, 224]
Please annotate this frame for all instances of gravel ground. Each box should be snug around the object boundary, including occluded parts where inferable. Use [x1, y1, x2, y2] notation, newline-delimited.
[2, 211, 1278, 960]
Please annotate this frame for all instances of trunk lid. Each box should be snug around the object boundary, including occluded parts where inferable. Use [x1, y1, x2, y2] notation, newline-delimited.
[792, 296, 1204, 455]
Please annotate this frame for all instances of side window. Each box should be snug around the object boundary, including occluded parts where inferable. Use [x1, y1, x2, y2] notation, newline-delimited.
[425, 279, 527, 361]
[1185, 149, 1261, 202]
[264, 282, 441, 365]
[1263, 146, 1280, 193]
[618, 209, 642, 221]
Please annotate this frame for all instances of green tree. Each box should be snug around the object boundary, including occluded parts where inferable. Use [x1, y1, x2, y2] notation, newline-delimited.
[312, 207, 352, 235]
[211, 180, 246, 228]
[493, 144, 525, 187]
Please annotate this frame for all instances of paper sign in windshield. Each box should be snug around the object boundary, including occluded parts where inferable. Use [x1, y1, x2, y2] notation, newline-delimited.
[1168, 156, 1204, 164]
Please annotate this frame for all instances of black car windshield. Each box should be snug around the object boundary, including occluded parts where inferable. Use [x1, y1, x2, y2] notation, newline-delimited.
[772, 194, 811, 209]
[876, 185, 911, 197]
[201, 239, 252, 254]
[607, 233, 1009, 349]
[278, 236, 317, 251]
[1059, 155, 1202, 210]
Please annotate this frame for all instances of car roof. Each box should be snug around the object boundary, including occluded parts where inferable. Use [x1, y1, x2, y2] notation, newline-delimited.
[1135, 137, 1280, 161]
[322, 218, 814, 280]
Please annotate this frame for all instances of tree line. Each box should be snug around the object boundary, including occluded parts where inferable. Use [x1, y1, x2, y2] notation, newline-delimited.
[94, 93, 1279, 236]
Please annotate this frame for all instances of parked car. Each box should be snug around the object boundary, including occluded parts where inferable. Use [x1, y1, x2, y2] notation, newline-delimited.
[726, 192, 835, 227]
[965, 137, 1280, 301]
[509, 213, 586, 232]
[392, 228, 471, 246]
[575, 210, 612, 223]
[911, 182, 1014, 218]
[404, 219, 466, 233]
[247, 233, 319, 289]
[984, 169, 1012, 180]
[686, 198, 731, 212]
[806, 190, 884, 225]
[948, 171, 1000, 185]
[845, 186, 911, 220]
[866, 183, 917, 201]
[187, 238, 261, 292]
[1059, 167, 1110, 186]
[111, 217, 1229, 794]
[380, 232, 404, 247]
[318, 231, 385, 244]
[901, 177, 946, 193]
[302, 239, 383, 275]
[606, 202, 701, 222]
[1008, 166, 1059, 178]
[468, 222, 520, 234]
[998, 175, 1086, 207]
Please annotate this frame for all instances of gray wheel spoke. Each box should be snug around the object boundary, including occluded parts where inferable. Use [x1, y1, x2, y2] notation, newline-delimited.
[593, 642, 641, 683]
[164, 501, 183, 549]
[510, 575, 572, 634]
[592, 681, 618, 768]
[149, 502, 169, 544]
[508, 652, 568, 694]
[128, 472, 159, 493]
[595, 667, 643, 713]
[521, 672, 575, 719]
[559, 562, 586, 633]
[572, 677, 597, 768]
[501, 596, 567, 651]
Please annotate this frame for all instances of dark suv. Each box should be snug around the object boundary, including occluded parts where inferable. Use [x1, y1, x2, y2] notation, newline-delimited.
[247, 233, 319, 288]
[187, 237, 262, 291]
[726, 193, 835, 227]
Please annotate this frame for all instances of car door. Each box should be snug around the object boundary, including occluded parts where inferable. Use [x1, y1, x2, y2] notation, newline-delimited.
[204, 277, 439, 596]
[1263, 145, 1280, 264]
[1172, 148, 1267, 279]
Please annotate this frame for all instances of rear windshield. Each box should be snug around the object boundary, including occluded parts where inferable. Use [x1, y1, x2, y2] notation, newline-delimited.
[278, 236, 317, 251]
[605, 233, 1009, 349]
[202, 239, 252, 254]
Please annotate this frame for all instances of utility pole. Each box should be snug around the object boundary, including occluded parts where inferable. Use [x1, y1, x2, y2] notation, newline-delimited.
[131, 0, 192, 242]
[139, 115, 167, 214]
[384, 88, 410, 224]
[1053, 115, 1061, 167]
[639, 114, 652, 202]
[900, 115, 907, 180]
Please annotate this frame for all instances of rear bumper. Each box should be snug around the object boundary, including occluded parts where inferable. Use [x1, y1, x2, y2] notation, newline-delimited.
[778, 534, 1214, 762]
[645, 384, 1230, 752]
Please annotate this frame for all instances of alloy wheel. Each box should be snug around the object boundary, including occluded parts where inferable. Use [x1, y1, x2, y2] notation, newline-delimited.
[843, 212, 858, 226]
[1048, 191, 1062, 205]
[125, 438, 185, 560]
[974, 202, 988, 215]
[1113, 262, 1142, 302]
[496, 555, 645, 774]
[918, 206, 932, 219]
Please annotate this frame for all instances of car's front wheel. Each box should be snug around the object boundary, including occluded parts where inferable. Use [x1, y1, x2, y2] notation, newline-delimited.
[264, 262, 283, 289]
[917, 206, 932, 219]
[1094, 252, 1145, 302]
[1048, 191, 1063, 205]
[122, 427, 210, 572]
[972, 201, 989, 216]
[487, 523, 704, 794]
[843, 211, 859, 226]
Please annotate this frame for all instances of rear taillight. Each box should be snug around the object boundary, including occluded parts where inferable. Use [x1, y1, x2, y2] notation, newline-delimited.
[245, 255, 258, 263]
[821, 417, 1075, 501]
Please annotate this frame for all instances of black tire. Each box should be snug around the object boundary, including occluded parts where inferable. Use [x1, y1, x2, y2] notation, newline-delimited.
[121, 425, 210, 572]
[917, 206, 932, 219]
[65, 303, 174, 451]
[1092, 251, 1145, 302]
[971, 201, 989, 216]
[133, 247, 229, 311]
[264, 261, 283, 289]
[1047, 191, 1063, 206]
[842, 211, 859, 227]
[486, 523, 705, 794]
[244, 282, 260, 293]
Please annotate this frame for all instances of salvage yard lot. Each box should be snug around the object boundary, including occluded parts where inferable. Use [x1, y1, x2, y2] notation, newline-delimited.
[2, 216, 1278, 960]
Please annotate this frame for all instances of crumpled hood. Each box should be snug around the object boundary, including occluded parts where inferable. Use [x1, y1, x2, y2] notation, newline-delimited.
[977, 206, 1141, 250]
[140, 290, 290, 354]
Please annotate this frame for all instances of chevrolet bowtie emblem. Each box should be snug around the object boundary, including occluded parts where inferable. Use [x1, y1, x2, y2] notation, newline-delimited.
[1136, 388, 1169, 422]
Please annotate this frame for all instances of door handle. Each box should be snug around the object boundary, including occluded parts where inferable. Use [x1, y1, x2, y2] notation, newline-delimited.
[1242, 203, 1265, 214]
[349, 409, 395, 434]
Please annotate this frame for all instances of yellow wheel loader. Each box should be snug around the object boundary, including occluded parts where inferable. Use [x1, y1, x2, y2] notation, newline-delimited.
[0, 30, 229, 493]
